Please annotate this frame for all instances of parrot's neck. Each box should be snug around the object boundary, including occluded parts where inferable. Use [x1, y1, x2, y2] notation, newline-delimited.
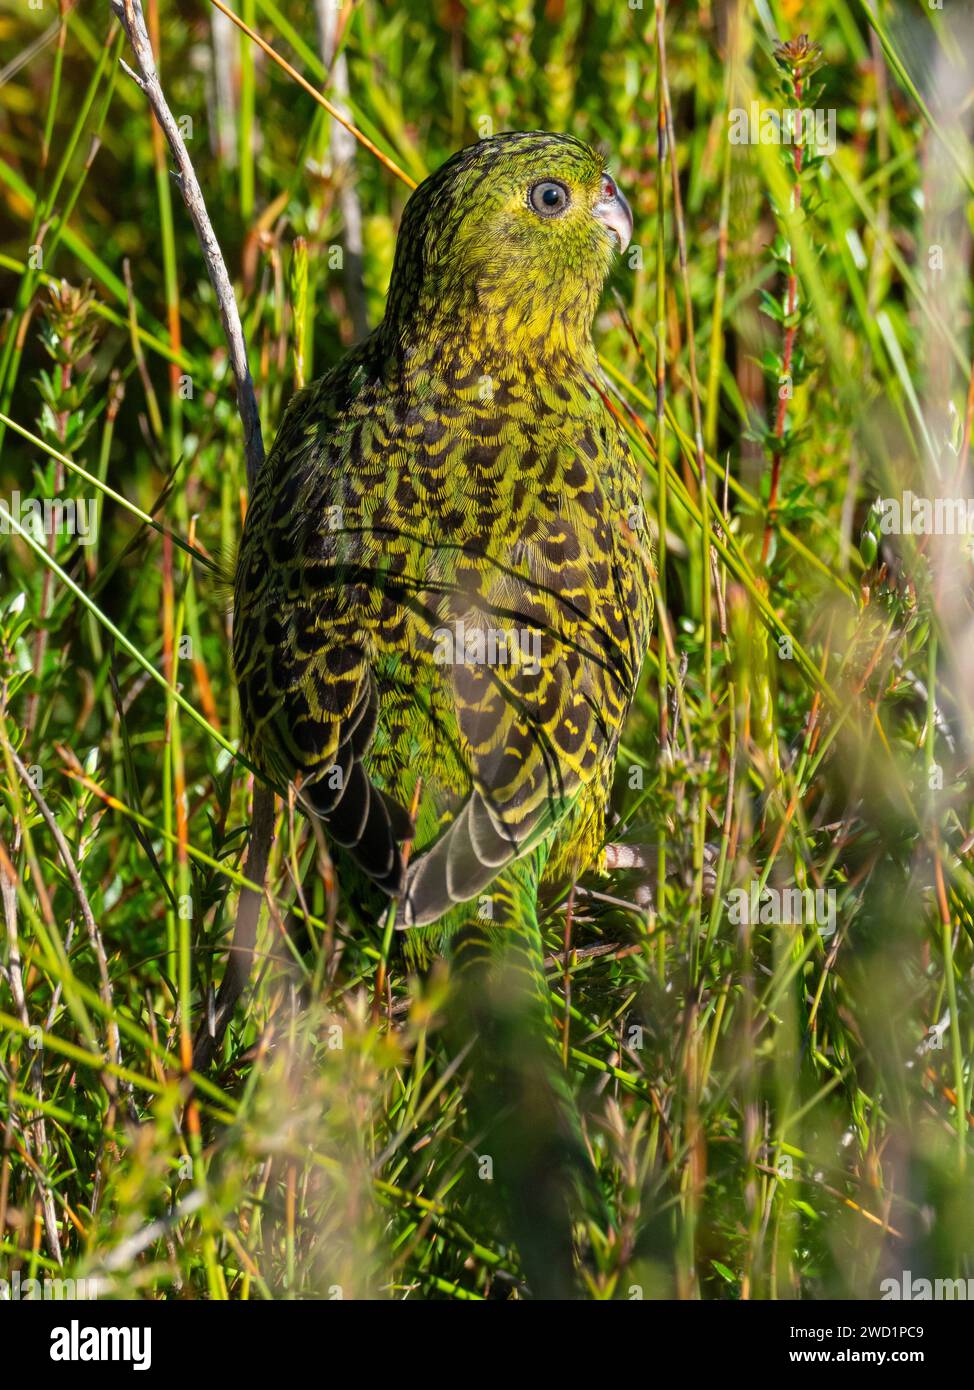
[379, 265, 603, 376]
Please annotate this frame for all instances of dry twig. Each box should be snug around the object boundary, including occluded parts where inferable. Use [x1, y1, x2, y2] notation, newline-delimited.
[113, 0, 273, 1071]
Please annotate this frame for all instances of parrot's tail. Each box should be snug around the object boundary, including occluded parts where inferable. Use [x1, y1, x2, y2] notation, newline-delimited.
[445, 852, 605, 1299]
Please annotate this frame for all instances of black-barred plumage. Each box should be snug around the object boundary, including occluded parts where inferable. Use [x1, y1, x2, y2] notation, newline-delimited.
[233, 132, 653, 1293]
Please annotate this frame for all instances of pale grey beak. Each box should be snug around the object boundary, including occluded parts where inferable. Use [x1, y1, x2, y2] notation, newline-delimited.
[595, 178, 633, 254]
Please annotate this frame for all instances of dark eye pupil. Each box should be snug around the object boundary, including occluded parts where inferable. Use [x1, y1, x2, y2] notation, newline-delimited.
[530, 181, 568, 215]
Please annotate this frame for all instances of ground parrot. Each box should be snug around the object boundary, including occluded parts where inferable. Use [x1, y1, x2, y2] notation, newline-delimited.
[232, 131, 654, 1295]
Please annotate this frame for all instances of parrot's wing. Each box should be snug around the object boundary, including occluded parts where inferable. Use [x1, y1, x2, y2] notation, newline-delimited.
[236, 360, 650, 916]
[399, 512, 639, 926]
[233, 355, 415, 893]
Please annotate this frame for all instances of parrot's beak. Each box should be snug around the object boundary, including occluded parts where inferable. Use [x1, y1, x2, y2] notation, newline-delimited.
[595, 177, 633, 254]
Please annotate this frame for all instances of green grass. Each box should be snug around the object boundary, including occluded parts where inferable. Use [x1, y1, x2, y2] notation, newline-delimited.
[0, 0, 973, 1299]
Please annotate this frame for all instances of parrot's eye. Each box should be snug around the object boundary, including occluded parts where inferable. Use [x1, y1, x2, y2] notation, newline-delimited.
[528, 180, 570, 217]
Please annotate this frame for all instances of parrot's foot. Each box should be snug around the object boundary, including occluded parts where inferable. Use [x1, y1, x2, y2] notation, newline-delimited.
[602, 840, 718, 913]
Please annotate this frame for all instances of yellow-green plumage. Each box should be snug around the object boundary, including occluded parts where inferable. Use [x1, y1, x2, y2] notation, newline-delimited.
[233, 131, 653, 1292]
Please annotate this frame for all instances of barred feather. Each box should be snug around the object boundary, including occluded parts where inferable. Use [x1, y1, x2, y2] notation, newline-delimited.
[233, 131, 654, 1293]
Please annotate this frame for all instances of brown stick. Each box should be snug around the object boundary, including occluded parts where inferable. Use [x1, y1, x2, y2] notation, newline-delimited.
[112, 0, 264, 486]
[113, 0, 273, 1069]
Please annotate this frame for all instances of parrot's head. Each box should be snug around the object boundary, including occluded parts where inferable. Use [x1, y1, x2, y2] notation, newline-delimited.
[383, 131, 633, 363]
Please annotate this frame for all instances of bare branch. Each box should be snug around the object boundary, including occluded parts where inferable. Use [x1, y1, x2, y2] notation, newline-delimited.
[112, 0, 265, 486]
[113, 0, 274, 1067]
